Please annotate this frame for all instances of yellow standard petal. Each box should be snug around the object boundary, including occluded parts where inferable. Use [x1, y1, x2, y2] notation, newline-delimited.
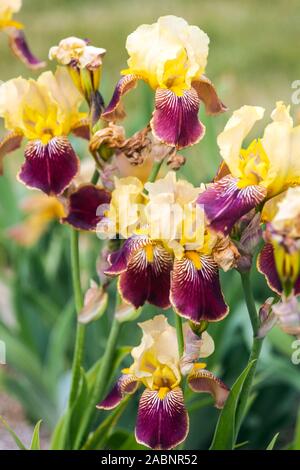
[122, 15, 209, 96]
[0, 0, 22, 30]
[0, 67, 86, 144]
[129, 315, 181, 391]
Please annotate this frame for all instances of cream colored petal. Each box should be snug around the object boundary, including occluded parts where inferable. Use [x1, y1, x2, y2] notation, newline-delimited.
[271, 186, 300, 235]
[289, 125, 300, 184]
[0, 77, 29, 131]
[130, 315, 179, 381]
[124, 15, 209, 93]
[271, 101, 293, 126]
[261, 102, 300, 196]
[38, 67, 82, 114]
[0, 0, 22, 17]
[217, 105, 265, 177]
[261, 121, 291, 196]
[144, 171, 176, 199]
[261, 192, 286, 223]
[199, 331, 215, 358]
[78, 45, 106, 68]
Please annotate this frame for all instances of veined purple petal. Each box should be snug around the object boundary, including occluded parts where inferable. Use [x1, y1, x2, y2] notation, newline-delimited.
[135, 387, 189, 450]
[101, 74, 139, 122]
[170, 253, 229, 323]
[151, 88, 205, 149]
[18, 137, 80, 196]
[105, 239, 133, 275]
[192, 75, 227, 115]
[97, 374, 139, 410]
[105, 236, 172, 309]
[0, 132, 23, 174]
[257, 243, 282, 295]
[197, 176, 266, 235]
[188, 368, 229, 409]
[63, 184, 111, 231]
[8, 28, 45, 70]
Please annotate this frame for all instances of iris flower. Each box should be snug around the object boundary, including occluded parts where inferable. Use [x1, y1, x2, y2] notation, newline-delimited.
[49, 37, 106, 123]
[0, 0, 44, 69]
[98, 315, 229, 450]
[102, 15, 226, 149]
[101, 172, 237, 323]
[198, 102, 300, 235]
[0, 67, 89, 195]
[258, 187, 300, 297]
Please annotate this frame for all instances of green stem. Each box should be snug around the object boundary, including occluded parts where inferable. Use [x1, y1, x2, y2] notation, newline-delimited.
[91, 168, 100, 185]
[70, 230, 83, 313]
[74, 309, 122, 449]
[82, 394, 131, 450]
[68, 230, 85, 406]
[175, 313, 184, 357]
[236, 271, 264, 435]
[240, 271, 260, 335]
[145, 159, 163, 188]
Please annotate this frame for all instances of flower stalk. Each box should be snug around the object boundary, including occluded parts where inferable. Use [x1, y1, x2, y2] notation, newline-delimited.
[237, 270, 264, 435]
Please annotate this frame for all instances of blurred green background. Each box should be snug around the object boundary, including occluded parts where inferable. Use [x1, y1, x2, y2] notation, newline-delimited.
[0, 0, 300, 450]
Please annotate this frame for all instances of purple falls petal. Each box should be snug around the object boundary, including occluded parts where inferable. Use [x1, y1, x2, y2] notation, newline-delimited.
[18, 137, 80, 196]
[151, 88, 205, 149]
[97, 374, 139, 410]
[197, 175, 267, 235]
[105, 236, 172, 309]
[63, 184, 111, 231]
[101, 74, 139, 122]
[188, 368, 230, 409]
[257, 243, 283, 295]
[105, 239, 133, 275]
[0, 132, 23, 174]
[170, 253, 229, 323]
[135, 387, 189, 450]
[8, 28, 46, 70]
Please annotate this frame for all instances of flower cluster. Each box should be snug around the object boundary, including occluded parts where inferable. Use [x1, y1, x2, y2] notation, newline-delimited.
[1, 14, 300, 450]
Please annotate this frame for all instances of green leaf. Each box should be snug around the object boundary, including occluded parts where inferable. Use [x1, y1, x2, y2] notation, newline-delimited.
[210, 360, 256, 450]
[0, 415, 27, 450]
[45, 299, 74, 385]
[86, 346, 131, 393]
[50, 413, 68, 450]
[266, 432, 279, 450]
[292, 407, 300, 450]
[82, 395, 131, 450]
[30, 420, 42, 450]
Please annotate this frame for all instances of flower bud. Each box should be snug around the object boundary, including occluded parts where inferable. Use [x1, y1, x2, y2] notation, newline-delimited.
[78, 281, 108, 324]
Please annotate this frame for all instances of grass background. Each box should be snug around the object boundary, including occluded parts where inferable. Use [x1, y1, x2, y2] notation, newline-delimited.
[0, 0, 300, 450]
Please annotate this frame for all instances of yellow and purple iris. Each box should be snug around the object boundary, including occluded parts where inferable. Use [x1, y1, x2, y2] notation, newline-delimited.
[101, 15, 226, 149]
[0, 67, 91, 196]
[198, 102, 300, 235]
[101, 172, 235, 324]
[0, 0, 45, 69]
[97, 315, 229, 450]
[258, 187, 300, 298]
